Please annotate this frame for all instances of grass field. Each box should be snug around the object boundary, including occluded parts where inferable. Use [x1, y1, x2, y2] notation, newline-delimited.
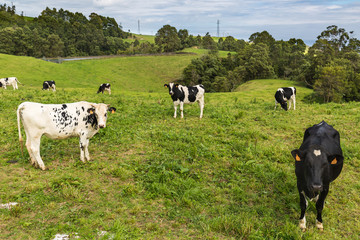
[0, 54, 360, 239]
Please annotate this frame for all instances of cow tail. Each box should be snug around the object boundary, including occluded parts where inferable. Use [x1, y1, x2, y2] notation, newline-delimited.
[17, 104, 24, 156]
[16, 78, 22, 85]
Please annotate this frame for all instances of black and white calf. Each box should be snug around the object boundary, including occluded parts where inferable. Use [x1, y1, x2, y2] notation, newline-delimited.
[274, 87, 296, 111]
[0, 77, 21, 90]
[291, 121, 343, 231]
[17, 101, 116, 170]
[164, 83, 205, 118]
[42, 80, 56, 91]
[97, 83, 111, 95]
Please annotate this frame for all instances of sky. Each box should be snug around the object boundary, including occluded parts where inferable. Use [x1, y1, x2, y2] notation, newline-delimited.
[5, 0, 360, 45]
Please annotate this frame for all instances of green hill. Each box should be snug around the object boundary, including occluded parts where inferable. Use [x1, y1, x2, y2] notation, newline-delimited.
[0, 53, 198, 92]
[0, 54, 359, 239]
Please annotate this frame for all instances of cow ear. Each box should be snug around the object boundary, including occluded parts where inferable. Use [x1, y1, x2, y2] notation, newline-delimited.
[328, 154, 343, 165]
[108, 107, 116, 113]
[291, 149, 303, 162]
[87, 106, 95, 114]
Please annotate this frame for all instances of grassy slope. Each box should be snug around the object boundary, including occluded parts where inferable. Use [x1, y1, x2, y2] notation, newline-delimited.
[0, 54, 360, 239]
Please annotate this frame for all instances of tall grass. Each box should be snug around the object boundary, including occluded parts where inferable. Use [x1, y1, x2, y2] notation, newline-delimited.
[0, 54, 359, 239]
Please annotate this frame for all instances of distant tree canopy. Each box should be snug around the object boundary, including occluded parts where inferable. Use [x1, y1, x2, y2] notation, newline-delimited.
[181, 27, 360, 102]
[0, 5, 130, 57]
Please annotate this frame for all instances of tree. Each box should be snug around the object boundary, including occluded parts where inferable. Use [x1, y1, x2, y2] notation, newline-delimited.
[155, 24, 181, 52]
[249, 31, 275, 46]
[314, 60, 348, 102]
[201, 32, 217, 50]
[178, 29, 189, 48]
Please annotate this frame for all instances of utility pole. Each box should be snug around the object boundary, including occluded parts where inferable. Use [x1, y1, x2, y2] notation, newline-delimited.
[138, 20, 140, 34]
[217, 20, 220, 38]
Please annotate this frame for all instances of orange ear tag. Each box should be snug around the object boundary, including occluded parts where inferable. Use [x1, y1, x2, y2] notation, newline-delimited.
[111, 110, 115, 114]
[295, 154, 301, 161]
[331, 158, 337, 165]
[90, 110, 94, 114]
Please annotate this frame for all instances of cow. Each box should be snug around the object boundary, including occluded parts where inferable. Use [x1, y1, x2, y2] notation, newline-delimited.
[97, 83, 111, 95]
[164, 83, 205, 119]
[17, 101, 116, 170]
[0, 77, 21, 90]
[291, 121, 343, 231]
[274, 87, 296, 111]
[42, 80, 56, 91]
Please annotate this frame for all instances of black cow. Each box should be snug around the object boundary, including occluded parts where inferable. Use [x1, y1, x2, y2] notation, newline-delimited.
[42, 80, 56, 91]
[97, 83, 111, 95]
[291, 121, 343, 231]
[275, 87, 296, 111]
[164, 83, 205, 118]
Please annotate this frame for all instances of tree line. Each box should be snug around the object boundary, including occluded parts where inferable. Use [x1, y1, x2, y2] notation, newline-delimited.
[0, 5, 130, 57]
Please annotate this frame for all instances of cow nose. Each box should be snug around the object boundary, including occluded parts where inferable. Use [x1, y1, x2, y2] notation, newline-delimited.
[311, 185, 323, 192]
[99, 124, 105, 129]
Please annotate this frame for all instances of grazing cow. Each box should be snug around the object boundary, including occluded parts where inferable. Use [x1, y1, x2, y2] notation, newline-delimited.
[97, 83, 111, 95]
[274, 87, 296, 111]
[291, 121, 343, 231]
[164, 83, 205, 118]
[42, 80, 56, 91]
[17, 101, 116, 170]
[0, 77, 21, 90]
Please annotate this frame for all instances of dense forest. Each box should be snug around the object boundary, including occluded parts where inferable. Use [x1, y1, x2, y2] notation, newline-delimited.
[1, 4, 360, 102]
[182, 27, 360, 103]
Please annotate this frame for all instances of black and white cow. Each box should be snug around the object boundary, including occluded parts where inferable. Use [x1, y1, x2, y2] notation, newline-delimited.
[42, 80, 56, 91]
[274, 87, 296, 111]
[164, 83, 205, 118]
[291, 121, 343, 231]
[17, 101, 116, 170]
[97, 83, 111, 95]
[0, 77, 21, 90]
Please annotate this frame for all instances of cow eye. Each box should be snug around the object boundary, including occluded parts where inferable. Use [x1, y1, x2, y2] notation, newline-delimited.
[105, 113, 107, 117]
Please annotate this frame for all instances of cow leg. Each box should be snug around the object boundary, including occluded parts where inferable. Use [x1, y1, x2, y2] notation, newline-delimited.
[108, 89, 111, 95]
[30, 136, 46, 170]
[288, 100, 292, 110]
[293, 96, 296, 110]
[198, 96, 204, 119]
[299, 191, 308, 231]
[180, 102, 184, 118]
[79, 135, 87, 163]
[84, 138, 90, 161]
[315, 188, 328, 231]
[274, 100, 277, 110]
[53, 85, 56, 91]
[25, 137, 37, 167]
[173, 102, 178, 118]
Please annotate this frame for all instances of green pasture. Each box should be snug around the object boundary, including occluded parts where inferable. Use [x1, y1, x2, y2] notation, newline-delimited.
[0, 54, 359, 239]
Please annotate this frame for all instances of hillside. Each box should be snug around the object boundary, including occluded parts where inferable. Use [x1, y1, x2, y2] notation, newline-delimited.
[0, 53, 198, 92]
[0, 54, 360, 239]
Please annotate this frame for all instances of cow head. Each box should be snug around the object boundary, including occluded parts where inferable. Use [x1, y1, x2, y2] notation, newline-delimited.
[280, 101, 288, 111]
[291, 147, 343, 193]
[87, 104, 116, 129]
[164, 83, 179, 96]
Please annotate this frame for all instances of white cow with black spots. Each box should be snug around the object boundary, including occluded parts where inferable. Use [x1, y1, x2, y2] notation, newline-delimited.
[0, 77, 21, 89]
[17, 101, 116, 170]
[164, 83, 205, 118]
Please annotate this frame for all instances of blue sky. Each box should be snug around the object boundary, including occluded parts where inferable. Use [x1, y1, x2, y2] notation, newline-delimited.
[6, 0, 360, 45]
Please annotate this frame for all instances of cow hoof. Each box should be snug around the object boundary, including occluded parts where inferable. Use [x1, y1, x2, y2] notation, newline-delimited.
[301, 227, 306, 232]
[316, 220, 323, 231]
